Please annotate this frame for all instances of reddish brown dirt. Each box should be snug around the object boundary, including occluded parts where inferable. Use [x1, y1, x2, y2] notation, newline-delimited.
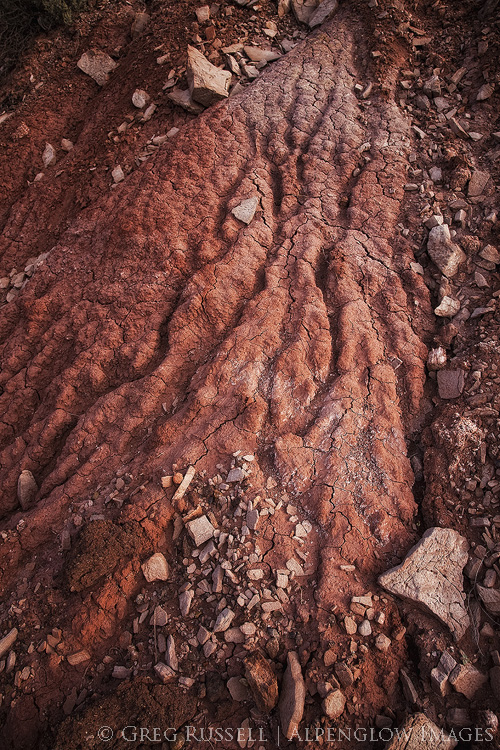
[0, 0, 499, 748]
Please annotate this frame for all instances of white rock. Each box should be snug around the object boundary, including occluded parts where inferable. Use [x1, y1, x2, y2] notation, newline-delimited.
[132, 89, 150, 108]
[434, 296, 460, 317]
[141, 552, 169, 582]
[427, 224, 466, 278]
[42, 143, 56, 168]
[213, 607, 235, 633]
[232, 197, 259, 225]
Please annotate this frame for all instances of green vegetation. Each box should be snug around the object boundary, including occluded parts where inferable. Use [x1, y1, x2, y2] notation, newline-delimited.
[0, 0, 89, 79]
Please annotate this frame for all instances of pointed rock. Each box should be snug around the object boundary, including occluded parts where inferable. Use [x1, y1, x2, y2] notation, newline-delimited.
[279, 651, 305, 740]
[308, 0, 338, 28]
[385, 713, 457, 749]
[232, 197, 259, 224]
[378, 527, 469, 641]
[141, 552, 169, 582]
[167, 88, 204, 114]
[187, 46, 231, 107]
[244, 650, 279, 712]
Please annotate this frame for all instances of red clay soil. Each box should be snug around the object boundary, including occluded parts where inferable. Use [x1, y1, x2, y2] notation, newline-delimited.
[0, 0, 499, 748]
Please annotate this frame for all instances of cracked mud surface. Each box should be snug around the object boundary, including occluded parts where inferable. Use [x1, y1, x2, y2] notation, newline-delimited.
[0, 0, 499, 747]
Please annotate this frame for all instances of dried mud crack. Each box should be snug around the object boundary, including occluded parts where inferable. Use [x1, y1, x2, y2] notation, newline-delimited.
[0, 0, 499, 748]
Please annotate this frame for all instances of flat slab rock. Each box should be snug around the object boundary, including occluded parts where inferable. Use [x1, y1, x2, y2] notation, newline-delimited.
[187, 46, 231, 107]
[386, 713, 457, 750]
[437, 369, 465, 399]
[279, 651, 305, 740]
[77, 50, 117, 86]
[378, 527, 470, 641]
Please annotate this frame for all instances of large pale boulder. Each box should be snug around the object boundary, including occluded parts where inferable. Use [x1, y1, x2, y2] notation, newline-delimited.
[187, 46, 231, 107]
[378, 527, 469, 641]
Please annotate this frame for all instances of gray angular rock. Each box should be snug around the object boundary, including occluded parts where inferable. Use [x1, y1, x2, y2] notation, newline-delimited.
[427, 224, 466, 278]
[187, 46, 231, 107]
[186, 515, 215, 546]
[385, 713, 457, 750]
[437, 369, 465, 400]
[468, 170, 490, 197]
[308, 0, 338, 28]
[378, 527, 469, 641]
[77, 50, 117, 86]
[167, 88, 204, 114]
[279, 651, 305, 740]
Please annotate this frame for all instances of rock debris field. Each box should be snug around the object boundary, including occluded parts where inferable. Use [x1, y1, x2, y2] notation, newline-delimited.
[0, 0, 499, 747]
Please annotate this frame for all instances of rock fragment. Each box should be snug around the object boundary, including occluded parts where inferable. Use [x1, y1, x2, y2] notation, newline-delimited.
[427, 224, 466, 278]
[378, 527, 470, 641]
[187, 46, 231, 106]
[0, 628, 18, 659]
[437, 369, 465, 400]
[232, 197, 259, 224]
[244, 650, 278, 712]
[322, 689, 345, 719]
[186, 515, 215, 546]
[385, 713, 457, 749]
[17, 470, 38, 510]
[132, 89, 150, 109]
[77, 50, 117, 86]
[131, 11, 149, 37]
[167, 89, 204, 114]
[468, 170, 490, 198]
[279, 651, 305, 740]
[476, 83, 494, 101]
[141, 552, 169, 582]
[42, 143, 56, 168]
[213, 607, 235, 632]
[308, 0, 338, 28]
[449, 663, 487, 699]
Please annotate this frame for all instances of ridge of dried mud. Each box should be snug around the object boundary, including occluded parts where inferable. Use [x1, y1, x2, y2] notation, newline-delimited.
[0, 0, 499, 747]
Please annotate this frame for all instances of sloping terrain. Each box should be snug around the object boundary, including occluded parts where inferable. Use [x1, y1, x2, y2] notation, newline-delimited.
[0, 0, 499, 748]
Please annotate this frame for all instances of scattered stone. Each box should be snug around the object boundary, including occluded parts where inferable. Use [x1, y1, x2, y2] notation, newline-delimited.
[166, 635, 178, 671]
[172, 465, 196, 501]
[67, 650, 90, 666]
[77, 50, 117, 86]
[244, 650, 278, 712]
[385, 713, 457, 750]
[227, 467, 245, 482]
[227, 676, 251, 701]
[400, 669, 419, 706]
[112, 666, 131, 679]
[378, 527, 470, 641]
[279, 651, 305, 740]
[323, 648, 336, 667]
[431, 666, 449, 696]
[213, 607, 235, 632]
[42, 143, 56, 168]
[375, 634, 391, 652]
[155, 662, 176, 682]
[231, 197, 259, 225]
[132, 89, 150, 109]
[427, 224, 466, 278]
[61, 138, 74, 151]
[141, 552, 169, 582]
[358, 619, 371, 636]
[195, 5, 210, 22]
[186, 515, 215, 546]
[131, 11, 149, 37]
[468, 170, 490, 198]
[187, 46, 231, 106]
[167, 88, 204, 114]
[151, 606, 168, 626]
[334, 663, 354, 688]
[437, 369, 465, 400]
[17, 470, 38, 510]
[434, 296, 460, 318]
[322, 689, 345, 719]
[0, 629, 18, 660]
[477, 83, 494, 101]
[308, 0, 338, 27]
[179, 589, 194, 617]
[243, 46, 281, 63]
[343, 617, 357, 635]
[197, 625, 211, 645]
[449, 663, 487, 699]
[480, 245, 500, 264]
[477, 585, 500, 615]
[427, 347, 447, 371]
